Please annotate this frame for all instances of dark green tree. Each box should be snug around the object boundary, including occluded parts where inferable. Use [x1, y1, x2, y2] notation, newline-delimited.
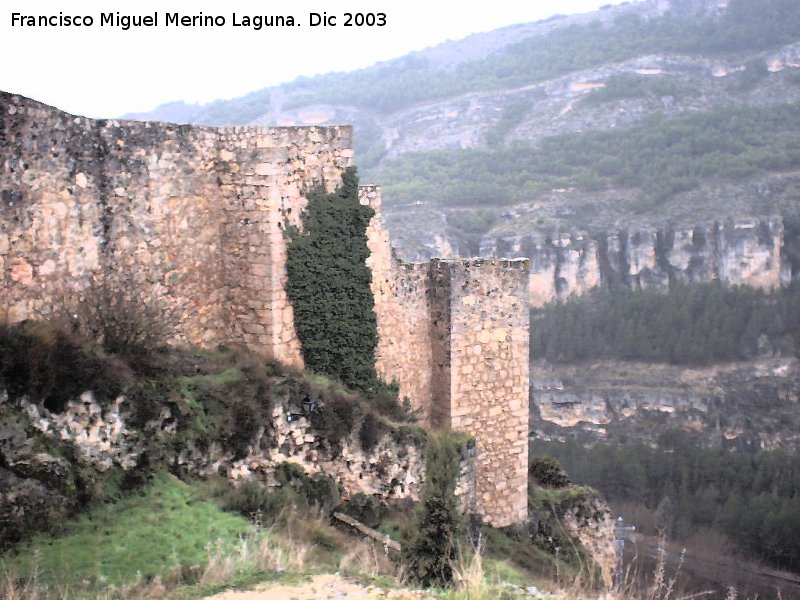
[403, 432, 462, 588]
[285, 167, 379, 392]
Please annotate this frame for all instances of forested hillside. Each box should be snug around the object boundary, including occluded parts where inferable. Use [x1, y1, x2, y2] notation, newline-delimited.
[532, 281, 800, 365]
[127, 0, 800, 265]
[372, 103, 800, 208]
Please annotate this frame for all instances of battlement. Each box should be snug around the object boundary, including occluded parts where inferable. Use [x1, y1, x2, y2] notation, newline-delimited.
[1, 92, 529, 527]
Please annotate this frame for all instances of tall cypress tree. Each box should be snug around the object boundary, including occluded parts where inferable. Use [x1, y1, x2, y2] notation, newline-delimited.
[285, 167, 379, 392]
[403, 432, 461, 588]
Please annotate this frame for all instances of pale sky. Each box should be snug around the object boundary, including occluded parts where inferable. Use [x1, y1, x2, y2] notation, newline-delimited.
[2, 0, 632, 118]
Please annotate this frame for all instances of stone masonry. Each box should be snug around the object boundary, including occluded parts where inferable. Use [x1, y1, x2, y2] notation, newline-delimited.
[364, 186, 530, 525]
[1, 92, 529, 527]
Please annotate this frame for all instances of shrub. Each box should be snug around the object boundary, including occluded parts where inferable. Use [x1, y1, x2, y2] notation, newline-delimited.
[529, 455, 571, 488]
[0, 321, 126, 412]
[336, 493, 386, 529]
[273, 462, 340, 513]
[220, 464, 339, 521]
[359, 412, 388, 452]
[220, 478, 291, 520]
[73, 285, 170, 376]
[309, 391, 362, 455]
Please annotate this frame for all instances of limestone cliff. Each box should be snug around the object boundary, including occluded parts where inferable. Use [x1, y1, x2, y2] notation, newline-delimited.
[390, 215, 796, 307]
[531, 358, 800, 449]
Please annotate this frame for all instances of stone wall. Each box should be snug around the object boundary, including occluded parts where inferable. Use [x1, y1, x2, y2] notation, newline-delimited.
[2, 92, 530, 527]
[365, 185, 531, 526]
[0, 92, 352, 366]
[436, 258, 530, 526]
[363, 186, 434, 421]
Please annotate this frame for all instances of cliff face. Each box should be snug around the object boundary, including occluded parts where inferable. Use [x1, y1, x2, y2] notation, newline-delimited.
[489, 217, 791, 306]
[531, 358, 800, 449]
[390, 215, 795, 306]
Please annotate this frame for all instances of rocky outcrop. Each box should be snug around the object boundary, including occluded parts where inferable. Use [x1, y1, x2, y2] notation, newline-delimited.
[3, 392, 434, 502]
[531, 358, 800, 448]
[560, 495, 616, 589]
[391, 215, 796, 306]
[0, 382, 481, 546]
[514, 217, 789, 306]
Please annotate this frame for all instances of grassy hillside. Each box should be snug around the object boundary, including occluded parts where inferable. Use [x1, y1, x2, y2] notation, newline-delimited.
[0, 320, 604, 599]
[2, 473, 251, 593]
[0, 465, 605, 599]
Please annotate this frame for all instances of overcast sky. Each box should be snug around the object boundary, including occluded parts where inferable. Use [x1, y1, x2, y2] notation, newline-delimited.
[2, 0, 632, 118]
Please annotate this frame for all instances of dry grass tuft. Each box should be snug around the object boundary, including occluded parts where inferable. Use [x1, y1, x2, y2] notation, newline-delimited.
[450, 535, 489, 599]
[1, 552, 46, 600]
[614, 541, 715, 600]
[338, 538, 395, 579]
[199, 516, 314, 588]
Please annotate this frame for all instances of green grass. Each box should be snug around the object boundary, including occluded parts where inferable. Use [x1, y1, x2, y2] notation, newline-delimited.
[528, 485, 594, 512]
[178, 367, 245, 403]
[1, 472, 250, 591]
[483, 558, 532, 587]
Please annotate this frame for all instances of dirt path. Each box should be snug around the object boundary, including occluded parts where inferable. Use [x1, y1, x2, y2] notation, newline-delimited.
[204, 573, 435, 599]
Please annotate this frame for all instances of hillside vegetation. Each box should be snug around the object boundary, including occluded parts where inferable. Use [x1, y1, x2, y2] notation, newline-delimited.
[126, 0, 800, 256]
[0, 320, 583, 599]
[371, 103, 800, 208]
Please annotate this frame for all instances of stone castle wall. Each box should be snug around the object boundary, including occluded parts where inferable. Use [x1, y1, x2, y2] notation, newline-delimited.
[1, 92, 529, 527]
[363, 185, 435, 422]
[443, 258, 530, 525]
[0, 92, 352, 366]
[364, 186, 531, 526]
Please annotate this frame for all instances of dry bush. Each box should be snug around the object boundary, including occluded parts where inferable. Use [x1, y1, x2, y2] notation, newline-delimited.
[199, 504, 350, 589]
[282, 505, 347, 560]
[616, 541, 715, 600]
[62, 284, 171, 375]
[199, 518, 312, 589]
[0, 320, 128, 412]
